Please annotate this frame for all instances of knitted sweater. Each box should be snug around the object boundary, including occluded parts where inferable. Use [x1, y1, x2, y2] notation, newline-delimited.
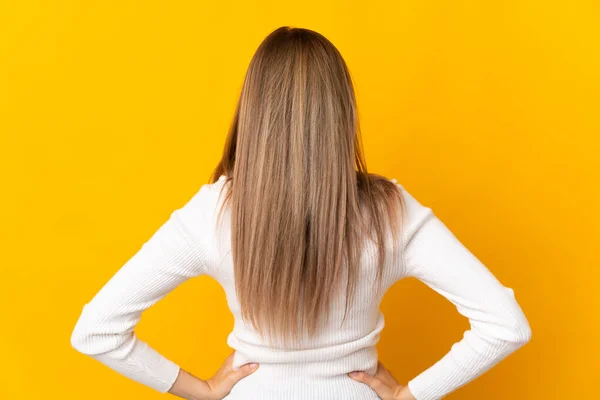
[71, 175, 531, 399]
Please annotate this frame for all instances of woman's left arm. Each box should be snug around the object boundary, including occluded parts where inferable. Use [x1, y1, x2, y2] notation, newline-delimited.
[71, 184, 211, 396]
[395, 182, 532, 399]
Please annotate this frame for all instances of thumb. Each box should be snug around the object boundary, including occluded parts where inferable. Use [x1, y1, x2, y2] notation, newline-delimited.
[348, 371, 395, 399]
[227, 362, 259, 384]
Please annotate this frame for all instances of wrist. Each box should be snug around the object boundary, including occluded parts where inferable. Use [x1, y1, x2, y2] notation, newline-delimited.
[168, 368, 212, 400]
[396, 384, 417, 400]
[189, 379, 212, 400]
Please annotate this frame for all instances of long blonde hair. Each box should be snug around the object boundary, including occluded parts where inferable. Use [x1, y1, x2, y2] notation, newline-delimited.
[209, 26, 405, 347]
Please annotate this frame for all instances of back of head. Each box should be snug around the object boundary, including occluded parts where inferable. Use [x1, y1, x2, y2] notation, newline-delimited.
[211, 26, 405, 347]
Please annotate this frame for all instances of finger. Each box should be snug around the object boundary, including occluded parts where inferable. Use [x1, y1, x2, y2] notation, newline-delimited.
[227, 362, 259, 384]
[348, 371, 395, 399]
[374, 361, 384, 377]
[375, 363, 397, 385]
[221, 352, 236, 372]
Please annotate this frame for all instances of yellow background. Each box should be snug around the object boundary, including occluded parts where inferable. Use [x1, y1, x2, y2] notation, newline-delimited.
[1, 1, 598, 399]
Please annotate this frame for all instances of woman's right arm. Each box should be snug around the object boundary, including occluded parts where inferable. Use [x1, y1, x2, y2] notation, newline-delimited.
[395, 181, 532, 400]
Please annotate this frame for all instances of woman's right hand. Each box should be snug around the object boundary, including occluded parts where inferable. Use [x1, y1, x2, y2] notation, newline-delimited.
[348, 361, 416, 400]
[202, 351, 260, 399]
[168, 351, 259, 400]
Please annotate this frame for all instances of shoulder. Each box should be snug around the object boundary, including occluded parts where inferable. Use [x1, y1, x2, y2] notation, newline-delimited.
[180, 175, 228, 212]
[171, 175, 228, 243]
[388, 178, 433, 221]
[387, 177, 436, 245]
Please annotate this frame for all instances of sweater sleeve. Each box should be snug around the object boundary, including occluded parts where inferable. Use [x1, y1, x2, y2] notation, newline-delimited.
[392, 180, 532, 400]
[70, 184, 211, 393]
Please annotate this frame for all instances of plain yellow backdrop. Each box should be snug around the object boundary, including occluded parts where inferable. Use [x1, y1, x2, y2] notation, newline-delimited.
[1, 1, 598, 399]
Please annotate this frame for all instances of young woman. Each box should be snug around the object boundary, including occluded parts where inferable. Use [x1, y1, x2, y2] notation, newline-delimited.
[71, 26, 531, 400]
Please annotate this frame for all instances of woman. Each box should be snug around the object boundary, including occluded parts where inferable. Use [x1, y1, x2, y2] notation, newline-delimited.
[71, 26, 531, 400]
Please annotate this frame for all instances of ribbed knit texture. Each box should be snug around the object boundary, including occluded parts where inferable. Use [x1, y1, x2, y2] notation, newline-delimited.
[71, 175, 531, 399]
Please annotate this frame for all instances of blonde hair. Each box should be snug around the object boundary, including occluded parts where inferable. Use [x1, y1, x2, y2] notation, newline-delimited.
[210, 26, 405, 347]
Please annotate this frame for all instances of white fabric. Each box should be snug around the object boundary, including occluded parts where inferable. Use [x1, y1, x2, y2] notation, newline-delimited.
[71, 175, 531, 399]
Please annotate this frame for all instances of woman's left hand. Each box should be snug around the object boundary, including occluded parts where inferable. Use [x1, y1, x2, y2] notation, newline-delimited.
[348, 360, 416, 400]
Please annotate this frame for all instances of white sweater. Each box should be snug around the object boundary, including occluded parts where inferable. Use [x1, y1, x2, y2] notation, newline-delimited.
[71, 175, 531, 400]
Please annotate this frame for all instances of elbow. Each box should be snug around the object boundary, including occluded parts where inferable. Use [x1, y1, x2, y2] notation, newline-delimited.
[473, 314, 531, 356]
[501, 312, 532, 350]
[70, 329, 89, 355]
[500, 287, 532, 348]
[513, 318, 532, 347]
[70, 304, 107, 356]
[70, 309, 95, 355]
[477, 311, 532, 352]
[71, 304, 134, 359]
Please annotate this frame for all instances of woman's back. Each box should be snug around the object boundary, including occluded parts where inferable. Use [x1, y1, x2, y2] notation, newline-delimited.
[71, 173, 530, 399]
[208, 175, 391, 398]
